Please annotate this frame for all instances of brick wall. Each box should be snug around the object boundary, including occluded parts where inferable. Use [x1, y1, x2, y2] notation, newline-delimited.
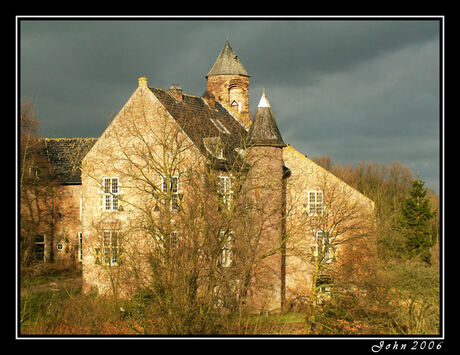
[206, 75, 250, 128]
[53, 184, 83, 266]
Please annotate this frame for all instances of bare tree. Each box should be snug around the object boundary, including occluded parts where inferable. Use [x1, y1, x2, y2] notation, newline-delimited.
[285, 167, 375, 307]
[19, 102, 57, 266]
[81, 90, 284, 332]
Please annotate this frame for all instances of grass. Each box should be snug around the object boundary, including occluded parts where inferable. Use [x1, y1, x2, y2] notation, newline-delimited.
[18, 262, 439, 336]
[20, 262, 81, 289]
[20, 288, 81, 334]
[19, 285, 309, 336]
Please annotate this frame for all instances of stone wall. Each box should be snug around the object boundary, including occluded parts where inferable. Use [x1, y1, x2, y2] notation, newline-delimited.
[81, 81, 202, 297]
[282, 144, 375, 307]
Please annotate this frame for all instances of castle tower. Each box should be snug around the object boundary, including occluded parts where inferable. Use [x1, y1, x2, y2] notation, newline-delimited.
[206, 38, 251, 129]
[247, 89, 286, 312]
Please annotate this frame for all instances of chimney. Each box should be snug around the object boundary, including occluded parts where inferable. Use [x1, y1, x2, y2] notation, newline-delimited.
[167, 83, 183, 101]
[138, 76, 148, 87]
[202, 90, 216, 109]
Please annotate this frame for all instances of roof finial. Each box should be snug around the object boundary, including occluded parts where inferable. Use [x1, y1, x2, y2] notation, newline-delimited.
[258, 87, 270, 108]
[226, 36, 229, 44]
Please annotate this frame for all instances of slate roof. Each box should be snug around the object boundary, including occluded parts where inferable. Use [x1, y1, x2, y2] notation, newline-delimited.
[149, 87, 249, 169]
[206, 38, 249, 78]
[248, 91, 286, 148]
[40, 85, 286, 182]
[44, 138, 97, 184]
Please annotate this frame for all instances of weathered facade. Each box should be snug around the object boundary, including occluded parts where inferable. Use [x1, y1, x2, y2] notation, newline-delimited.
[20, 138, 96, 266]
[29, 39, 374, 312]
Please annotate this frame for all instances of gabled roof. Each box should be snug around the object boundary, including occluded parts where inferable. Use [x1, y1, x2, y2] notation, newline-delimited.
[206, 38, 249, 78]
[149, 87, 249, 169]
[248, 89, 286, 148]
[44, 138, 97, 184]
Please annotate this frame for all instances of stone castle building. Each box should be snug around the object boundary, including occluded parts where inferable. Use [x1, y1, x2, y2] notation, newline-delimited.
[25, 39, 374, 312]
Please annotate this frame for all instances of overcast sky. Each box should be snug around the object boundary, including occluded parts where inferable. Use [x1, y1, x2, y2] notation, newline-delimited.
[19, 17, 441, 193]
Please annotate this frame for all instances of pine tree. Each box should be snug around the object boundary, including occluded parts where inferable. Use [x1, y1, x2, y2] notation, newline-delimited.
[398, 179, 435, 264]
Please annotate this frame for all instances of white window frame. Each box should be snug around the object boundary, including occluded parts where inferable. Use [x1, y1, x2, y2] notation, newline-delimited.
[102, 230, 120, 266]
[230, 100, 242, 113]
[34, 234, 46, 262]
[219, 175, 232, 208]
[312, 230, 336, 263]
[316, 276, 332, 304]
[218, 230, 233, 268]
[307, 190, 323, 216]
[161, 175, 180, 211]
[78, 232, 83, 262]
[170, 231, 179, 249]
[103, 177, 120, 212]
[28, 167, 40, 178]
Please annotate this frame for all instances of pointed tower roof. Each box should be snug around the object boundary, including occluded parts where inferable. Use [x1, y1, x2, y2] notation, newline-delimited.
[249, 89, 286, 147]
[206, 38, 249, 78]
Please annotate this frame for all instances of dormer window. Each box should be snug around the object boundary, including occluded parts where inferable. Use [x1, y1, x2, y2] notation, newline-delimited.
[231, 100, 242, 113]
[203, 137, 225, 160]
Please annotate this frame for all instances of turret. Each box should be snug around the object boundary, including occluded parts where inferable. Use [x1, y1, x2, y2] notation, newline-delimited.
[246, 89, 286, 312]
[206, 38, 251, 129]
[248, 88, 286, 148]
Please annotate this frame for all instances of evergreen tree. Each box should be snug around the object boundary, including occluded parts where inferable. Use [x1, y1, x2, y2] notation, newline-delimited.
[398, 179, 435, 264]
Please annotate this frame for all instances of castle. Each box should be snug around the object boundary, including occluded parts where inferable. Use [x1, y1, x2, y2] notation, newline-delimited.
[24, 39, 374, 312]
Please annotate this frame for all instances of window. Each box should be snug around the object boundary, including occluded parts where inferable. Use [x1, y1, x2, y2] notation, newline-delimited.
[307, 191, 323, 215]
[203, 137, 225, 159]
[153, 231, 179, 264]
[28, 167, 41, 178]
[218, 230, 232, 268]
[231, 100, 242, 113]
[102, 231, 119, 265]
[34, 235, 45, 262]
[161, 176, 180, 211]
[103, 177, 120, 211]
[219, 175, 232, 208]
[57, 243, 64, 252]
[316, 276, 332, 304]
[78, 232, 83, 262]
[170, 231, 179, 249]
[311, 230, 336, 263]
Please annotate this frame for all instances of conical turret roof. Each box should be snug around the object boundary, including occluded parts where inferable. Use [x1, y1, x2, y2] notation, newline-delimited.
[249, 89, 286, 147]
[206, 38, 249, 78]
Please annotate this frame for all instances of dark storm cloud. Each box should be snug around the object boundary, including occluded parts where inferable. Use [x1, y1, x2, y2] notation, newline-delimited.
[18, 18, 441, 192]
[232, 20, 438, 86]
